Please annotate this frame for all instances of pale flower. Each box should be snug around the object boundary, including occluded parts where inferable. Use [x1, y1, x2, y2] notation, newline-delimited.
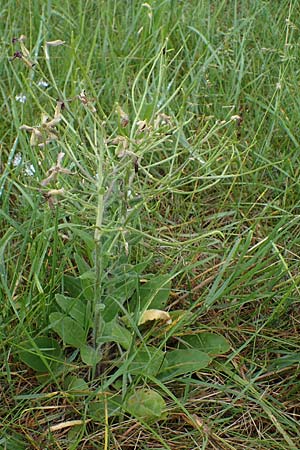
[24, 164, 35, 176]
[37, 80, 49, 88]
[12, 153, 22, 166]
[15, 94, 27, 103]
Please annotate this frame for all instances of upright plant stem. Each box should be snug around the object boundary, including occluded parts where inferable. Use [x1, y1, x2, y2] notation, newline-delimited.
[93, 137, 104, 349]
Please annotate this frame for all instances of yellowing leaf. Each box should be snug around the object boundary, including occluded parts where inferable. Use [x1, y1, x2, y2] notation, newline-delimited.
[46, 40, 65, 46]
[138, 309, 172, 326]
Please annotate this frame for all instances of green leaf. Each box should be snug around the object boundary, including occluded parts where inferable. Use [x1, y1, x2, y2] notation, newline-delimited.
[181, 332, 230, 356]
[49, 312, 86, 348]
[126, 389, 166, 422]
[88, 394, 122, 421]
[131, 275, 171, 311]
[127, 346, 165, 377]
[80, 345, 101, 366]
[69, 228, 95, 252]
[1, 432, 27, 450]
[159, 349, 211, 380]
[97, 320, 132, 350]
[55, 294, 91, 328]
[268, 353, 300, 371]
[139, 101, 156, 120]
[103, 275, 138, 321]
[74, 253, 94, 301]
[79, 271, 96, 281]
[18, 336, 63, 373]
[62, 275, 84, 299]
[101, 258, 151, 321]
[169, 310, 193, 323]
[67, 425, 82, 443]
[111, 322, 132, 349]
[65, 376, 89, 392]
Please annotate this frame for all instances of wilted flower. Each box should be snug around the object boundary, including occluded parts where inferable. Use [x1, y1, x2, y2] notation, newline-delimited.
[109, 135, 128, 146]
[43, 101, 64, 127]
[44, 39, 65, 60]
[108, 135, 139, 172]
[45, 188, 65, 196]
[40, 152, 73, 186]
[136, 120, 150, 133]
[108, 135, 129, 157]
[20, 100, 64, 147]
[230, 115, 243, 125]
[230, 115, 242, 121]
[19, 125, 46, 146]
[154, 113, 171, 129]
[46, 40, 65, 47]
[116, 104, 129, 127]
[10, 35, 35, 68]
[78, 90, 96, 113]
[42, 188, 65, 208]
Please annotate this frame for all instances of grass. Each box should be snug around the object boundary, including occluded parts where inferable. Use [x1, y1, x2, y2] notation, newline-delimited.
[1, 0, 300, 449]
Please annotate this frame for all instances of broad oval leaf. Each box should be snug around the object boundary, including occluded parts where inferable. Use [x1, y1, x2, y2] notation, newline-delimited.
[181, 332, 230, 356]
[97, 320, 132, 350]
[49, 312, 86, 348]
[127, 346, 165, 377]
[18, 336, 63, 372]
[65, 376, 89, 392]
[126, 389, 166, 422]
[159, 349, 211, 380]
[80, 345, 101, 366]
